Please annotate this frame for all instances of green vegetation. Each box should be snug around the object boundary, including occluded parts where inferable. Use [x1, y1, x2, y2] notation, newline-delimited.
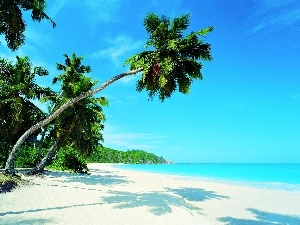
[0, 173, 29, 193]
[126, 13, 213, 101]
[87, 147, 168, 164]
[0, 0, 55, 51]
[0, 173, 18, 193]
[0, 54, 167, 175]
[0, 56, 53, 168]
[1, 144, 168, 174]
[1, 2, 213, 175]
[47, 146, 89, 174]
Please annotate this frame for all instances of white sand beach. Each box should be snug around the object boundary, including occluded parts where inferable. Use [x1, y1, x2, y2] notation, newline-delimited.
[1, 163, 300, 225]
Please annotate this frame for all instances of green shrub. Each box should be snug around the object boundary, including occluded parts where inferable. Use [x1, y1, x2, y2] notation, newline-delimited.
[49, 146, 88, 174]
[15, 145, 41, 168]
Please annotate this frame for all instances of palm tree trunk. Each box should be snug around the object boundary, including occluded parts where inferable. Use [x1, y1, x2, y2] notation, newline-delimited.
[28, 139, 59, 175]
[36, 91, 62, 165]
[4, 68, 142, 175]
[36, 127, 46, 165]
[1, 147, 9, 169]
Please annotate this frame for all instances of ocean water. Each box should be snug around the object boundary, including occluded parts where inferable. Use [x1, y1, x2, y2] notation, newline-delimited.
[115, 163, 300, 191]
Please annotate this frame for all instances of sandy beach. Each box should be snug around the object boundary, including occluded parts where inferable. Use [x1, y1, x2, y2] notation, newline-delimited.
[1, 163, 300, 225]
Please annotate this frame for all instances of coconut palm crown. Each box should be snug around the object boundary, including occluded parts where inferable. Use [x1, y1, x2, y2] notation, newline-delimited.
[125, 13, 213, 101]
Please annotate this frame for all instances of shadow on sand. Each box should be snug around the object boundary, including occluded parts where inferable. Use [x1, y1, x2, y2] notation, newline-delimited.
[0, 202, 104, 217]
[0, 218, 55, 225]
[219, 208, 300, 225]
[102, 187, 227, 216]
[166, 187, 228, 202]
[42, 170, 132, 187]
[102, 191, 201, 216]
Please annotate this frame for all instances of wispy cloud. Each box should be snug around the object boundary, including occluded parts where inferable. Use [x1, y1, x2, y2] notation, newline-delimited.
[102, 125, 166, 150]
[24, 27, 52, 49]
[48, 0, 69, 18]
[0, 26, 51, 62]
[82, 0, 121, 23]
[0, 33, 59, 91]
[290, 94, 300, 100]
[100, 94, 140, 107]
[256, 0, 298, 11]
[251, 0, 300, 33]
[92, 34, 143, 69]
[47, 0, 122, 31]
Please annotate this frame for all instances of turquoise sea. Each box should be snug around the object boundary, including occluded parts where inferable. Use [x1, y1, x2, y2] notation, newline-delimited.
[115, 163, 300, 191]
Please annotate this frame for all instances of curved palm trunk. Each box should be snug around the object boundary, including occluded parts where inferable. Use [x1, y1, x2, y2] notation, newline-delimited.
[4, 68, 142, 174]
[36, 91, 63, 165]
[28, 139, 59, 175]
[36, 127, 46, 165]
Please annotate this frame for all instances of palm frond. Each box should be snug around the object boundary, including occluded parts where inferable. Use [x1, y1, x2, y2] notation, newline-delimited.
[125, 13, 213, 101]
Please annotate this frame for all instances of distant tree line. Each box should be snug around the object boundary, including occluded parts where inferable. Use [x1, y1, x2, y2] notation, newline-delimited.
[0, 143, 168, 174]
[87, 147, 168, 164]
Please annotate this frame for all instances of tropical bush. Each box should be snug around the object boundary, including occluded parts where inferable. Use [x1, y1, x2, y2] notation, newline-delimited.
[48, 146, 88, 174]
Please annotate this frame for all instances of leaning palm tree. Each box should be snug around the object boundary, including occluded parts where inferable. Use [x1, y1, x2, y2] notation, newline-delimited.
[4, 13, 213, 174]
[126, 14, 213, 101]
[0, 56, 53, 166]
[29, 54, 107, 174]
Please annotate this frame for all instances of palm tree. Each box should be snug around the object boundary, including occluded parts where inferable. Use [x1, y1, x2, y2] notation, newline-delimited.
[0, 56, 53, 167]
[0, 0, 55, 51]
[29, 54, 107, 174]
[4, 13, 213, 174]
[125, 13, 213, 101]
[51, 53, 107, 156]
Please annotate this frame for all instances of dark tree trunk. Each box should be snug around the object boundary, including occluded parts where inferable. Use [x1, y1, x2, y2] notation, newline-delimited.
[28, 139, 59, 175]
[36, 128, 46, 166]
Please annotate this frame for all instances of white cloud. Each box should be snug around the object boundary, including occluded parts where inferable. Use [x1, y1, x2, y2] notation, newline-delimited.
[82, 0, 121, 23]
[120, 75, 140, 84]
[252, 9, 300, 33]
[92, 34, 143, 68]
[24, 27, 52, 49]
[47, 0, 121, 31]
[48, 0, 69, 18]
[101, 94, 139, 107]
[257, 0, 298, 11]
[291, 94, 300, 100]
[251, 0, 300, 34]
[102, 125, 166, 150]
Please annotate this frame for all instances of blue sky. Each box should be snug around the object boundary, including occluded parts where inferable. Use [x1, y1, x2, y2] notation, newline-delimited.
[1, 0, 300, 163]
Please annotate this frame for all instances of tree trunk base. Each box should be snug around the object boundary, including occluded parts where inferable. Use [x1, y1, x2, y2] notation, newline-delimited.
[2, 170, 20, 178]
[26, 167, 43, 176]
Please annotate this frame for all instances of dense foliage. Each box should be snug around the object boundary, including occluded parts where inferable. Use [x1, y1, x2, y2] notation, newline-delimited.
[0, 56, 53, 167]
[51, 54, 107, 156]
[87, 147, 168, 164]
[48, 146, 89, 174]
[125, 14, 213, 101]
[0, 0, 55, 50]
[0, 143, 168, 174]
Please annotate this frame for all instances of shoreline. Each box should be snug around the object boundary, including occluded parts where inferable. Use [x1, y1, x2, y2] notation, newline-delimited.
[1, 163, 300, 224]
[113, 163, 300, 192]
